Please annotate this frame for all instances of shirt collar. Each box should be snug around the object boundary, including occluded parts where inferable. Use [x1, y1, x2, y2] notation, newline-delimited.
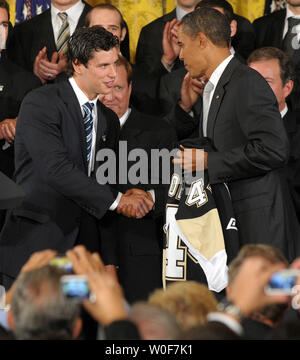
[51, 0, 84, 23]
[176, 5, 188, 21]
[69, 77, 98, 112]
[119, 108, 131, 128]
[280, 103, 288, 118]
[209, 54, 234, 89]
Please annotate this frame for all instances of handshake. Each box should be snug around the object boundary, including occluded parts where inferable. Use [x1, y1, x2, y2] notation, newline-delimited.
[116, 188, 154, 219]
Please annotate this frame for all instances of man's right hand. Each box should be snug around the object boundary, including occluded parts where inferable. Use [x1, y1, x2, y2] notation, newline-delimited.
[161, 19, 181, 70]
[179, 72, 207, 113]
[117, 190, 154, 219]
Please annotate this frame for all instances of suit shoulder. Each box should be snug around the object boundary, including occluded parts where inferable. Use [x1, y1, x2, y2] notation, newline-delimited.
[98, 101, 120, 126]
[14, 9, 50, 31]
[253, 9, 285, 26]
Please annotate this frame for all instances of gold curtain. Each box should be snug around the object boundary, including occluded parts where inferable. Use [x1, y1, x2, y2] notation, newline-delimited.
[91, 0, 168, 61]
[228, 0, 265, 22]
[7, 0, 16, 24]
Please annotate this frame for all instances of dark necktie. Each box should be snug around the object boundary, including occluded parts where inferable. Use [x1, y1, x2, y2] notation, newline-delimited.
[57, 12, 70, 54]
[82, 102, 94, 163]
[282, 17, 300, 58]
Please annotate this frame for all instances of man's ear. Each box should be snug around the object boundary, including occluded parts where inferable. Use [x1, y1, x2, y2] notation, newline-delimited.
[72, 59, 83, 75]
[283, 79, 294, 99]
[230, 19, 237, 38]
[197, 32, 209, 49]
[120, 27, 126, 43]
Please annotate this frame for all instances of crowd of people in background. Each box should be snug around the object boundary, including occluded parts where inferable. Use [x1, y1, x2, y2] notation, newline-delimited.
[1, 0, 300, 340]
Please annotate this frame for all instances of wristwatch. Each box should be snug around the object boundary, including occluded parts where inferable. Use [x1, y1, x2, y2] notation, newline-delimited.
[217, 300, 244, 321]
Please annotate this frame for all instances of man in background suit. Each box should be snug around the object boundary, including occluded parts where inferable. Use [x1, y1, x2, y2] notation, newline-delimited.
[173, 8, 299, 262]
[248, 47, 300, 230]
[135, 0, 198, 76]
[84, 3, 130, 62]
[136, 0, 254, 77]
[101, 56, 177, 303]
[253, 0, 300, 110]
[0, 0, 41, 229]
[7, 0, 91, 84]
[0, 26, 154, 289]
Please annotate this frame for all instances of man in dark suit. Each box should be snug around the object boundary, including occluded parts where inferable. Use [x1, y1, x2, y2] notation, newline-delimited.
[100, 56, 177, 303]
[247, 47, 300, 231]
[159, 0, 245, 126]
[253, 0, 300, 110]
[173, 8, 299, 262]
[0, 26, 154, 289]
[7, 0, 91, 84]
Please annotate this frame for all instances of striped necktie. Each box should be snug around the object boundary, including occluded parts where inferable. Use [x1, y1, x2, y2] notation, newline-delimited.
[57, 12, 70, 54]
[82, 102, 94, 163]
[202, 80, 214, 137]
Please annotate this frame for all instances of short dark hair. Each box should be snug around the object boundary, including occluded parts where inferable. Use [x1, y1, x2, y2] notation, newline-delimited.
[247, 46, 296, 85]
[66, 25, 119, 77]
[85, 4, 126, 30]
[0, 0, 9, 20]
[181, 7, 231, 47]
[195, 0, 234, 23]
[117, 55, 133, 85]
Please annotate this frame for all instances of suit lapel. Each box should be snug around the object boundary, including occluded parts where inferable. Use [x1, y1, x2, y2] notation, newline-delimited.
[59, 81, 88, 172]
[206, 57, 240, 139]
[38, 10, 56, 56]
[95, 101, 108, 153]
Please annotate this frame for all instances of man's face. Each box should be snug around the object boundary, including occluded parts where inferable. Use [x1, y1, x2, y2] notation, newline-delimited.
[89, 8, 126, 43]
[74, 47, 119, 100]
[177, 26, 207, 78]
[51, 0, 79, 11]
[249, 58, 292, 111]
[177, 0, 198, 10]
[0, 8, 9, 51]
[101, 65, 131, 119]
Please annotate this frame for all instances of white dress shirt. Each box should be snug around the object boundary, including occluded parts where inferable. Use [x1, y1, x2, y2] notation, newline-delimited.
[280, 104, 288, 119]
[51, 0, 84, 43]
[69, 77, 121, 210]
[176, 5, 189, 21]
[283, 6, 300, 42]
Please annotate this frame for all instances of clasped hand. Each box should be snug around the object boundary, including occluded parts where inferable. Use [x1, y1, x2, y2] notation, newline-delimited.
[117, 188, 154, 219]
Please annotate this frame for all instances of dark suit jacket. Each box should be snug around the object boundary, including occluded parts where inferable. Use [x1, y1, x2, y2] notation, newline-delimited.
[0, 52, 42, 178]
[173, 57, 298, 261]
[112, 108, 177, 303]
[284, 109, 300, 225]
[0, 80, 120, 281]
[253, 9, 300, 110]
[7, 2, 91, 73]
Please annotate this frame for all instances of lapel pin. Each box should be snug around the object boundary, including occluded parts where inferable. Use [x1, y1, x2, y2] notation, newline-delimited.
[102, 135, 106, 142]
[216, 95, 220, 99]
[0, 85, 4, 92]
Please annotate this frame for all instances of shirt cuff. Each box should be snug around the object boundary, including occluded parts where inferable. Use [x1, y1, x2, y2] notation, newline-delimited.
[109, 192, 122, 211]
[147, 190, 155, 204]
